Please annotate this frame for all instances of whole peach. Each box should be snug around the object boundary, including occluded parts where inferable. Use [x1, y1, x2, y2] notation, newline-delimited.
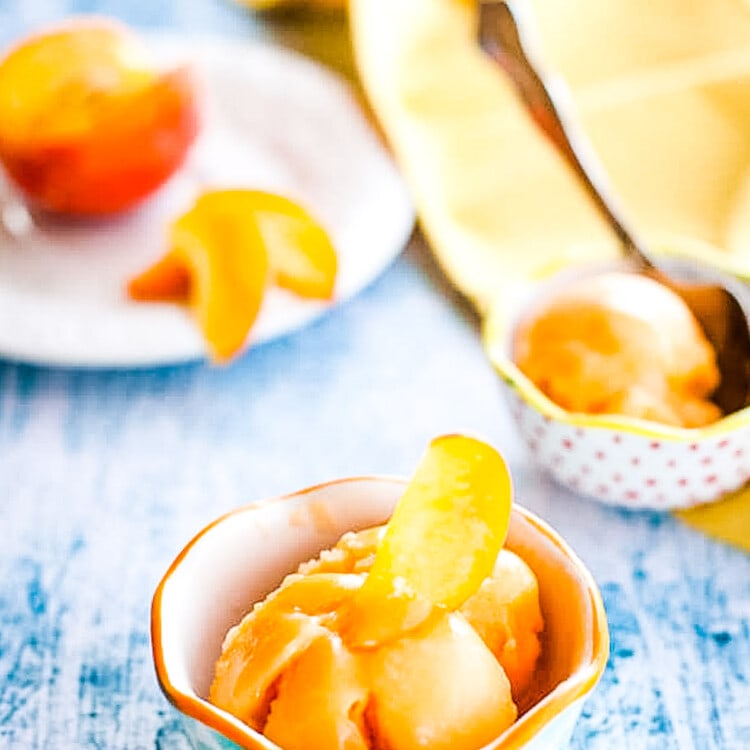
[0, 18, 200, 215]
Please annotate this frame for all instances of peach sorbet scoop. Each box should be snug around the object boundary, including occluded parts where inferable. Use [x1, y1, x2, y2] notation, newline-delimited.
[209, 435, 544, 750]
[513, 271, 722, 428]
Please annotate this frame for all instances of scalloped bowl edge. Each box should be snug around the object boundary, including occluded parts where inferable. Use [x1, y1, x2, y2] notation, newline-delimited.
[151, 476, 609, 750]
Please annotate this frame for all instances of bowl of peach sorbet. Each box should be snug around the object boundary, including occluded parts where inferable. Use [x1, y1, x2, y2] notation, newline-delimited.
[151, 435, 609, 750]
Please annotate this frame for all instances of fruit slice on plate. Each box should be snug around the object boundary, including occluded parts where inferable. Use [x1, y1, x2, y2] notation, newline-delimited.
[128, 189, 338, 362]
[0, 18, 199, 215]
[196, 190, 338, 300]
[338, 433, 513, 648]
[130, 192, 269, 363]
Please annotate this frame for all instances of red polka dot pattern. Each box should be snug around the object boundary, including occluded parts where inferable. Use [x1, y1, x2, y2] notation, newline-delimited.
[504, 388, 750, 509]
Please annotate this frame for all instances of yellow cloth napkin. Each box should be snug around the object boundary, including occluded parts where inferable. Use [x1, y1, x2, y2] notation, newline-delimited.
[349, 0, 750, 549]
[677, 484, 750, 552]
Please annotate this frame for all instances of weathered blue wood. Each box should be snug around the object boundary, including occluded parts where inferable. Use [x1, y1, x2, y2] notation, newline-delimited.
[0, 3, 749, 747]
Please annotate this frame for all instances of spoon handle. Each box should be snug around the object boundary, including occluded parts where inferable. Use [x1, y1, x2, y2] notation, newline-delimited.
[478, 0, 655, 271]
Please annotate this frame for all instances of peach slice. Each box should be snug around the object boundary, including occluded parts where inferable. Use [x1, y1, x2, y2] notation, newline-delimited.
[302, 526, 544, 703]
[339, 434, 513, 648]
[128, 189, 338, 362]
[138, 193, 270, 362]
[260, 572, 365, 618]
[188, 190, 338, 300]
[126, 252, 192, 303]
[0, 18, 199, 215]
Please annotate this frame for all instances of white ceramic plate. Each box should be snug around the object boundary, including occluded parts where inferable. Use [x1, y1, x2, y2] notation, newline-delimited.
[0, 35, 414, 368]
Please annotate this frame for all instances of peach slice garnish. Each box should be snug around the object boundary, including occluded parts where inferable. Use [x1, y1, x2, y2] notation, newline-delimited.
[0, 18, 199, 215]
[128, 189, 338, 362]
[339, 434, 513, 648]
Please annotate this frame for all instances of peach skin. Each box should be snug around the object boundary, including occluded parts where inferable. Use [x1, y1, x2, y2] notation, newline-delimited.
[130, 193, 270, 363]
[0, 18, 200, 215]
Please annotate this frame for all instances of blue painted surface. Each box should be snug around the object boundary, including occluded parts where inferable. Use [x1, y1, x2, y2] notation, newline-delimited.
[0, 2, 749, 748]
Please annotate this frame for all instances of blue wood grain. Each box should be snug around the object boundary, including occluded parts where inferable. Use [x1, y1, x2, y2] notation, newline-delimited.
[572, 582, 679, 749]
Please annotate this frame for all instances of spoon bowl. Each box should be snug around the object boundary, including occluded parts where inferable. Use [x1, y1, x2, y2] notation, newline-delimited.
[478, 0, 750, 415]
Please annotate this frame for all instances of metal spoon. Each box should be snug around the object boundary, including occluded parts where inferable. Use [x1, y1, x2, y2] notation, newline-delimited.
[478, 0, 750, 415]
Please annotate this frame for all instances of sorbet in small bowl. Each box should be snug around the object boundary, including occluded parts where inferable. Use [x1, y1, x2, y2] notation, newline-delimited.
[484, 259, 750, 510]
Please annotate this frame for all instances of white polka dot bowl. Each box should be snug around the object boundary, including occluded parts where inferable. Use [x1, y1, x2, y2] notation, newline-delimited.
[151, 476, 608, 750]
[483, 259, 750, 511]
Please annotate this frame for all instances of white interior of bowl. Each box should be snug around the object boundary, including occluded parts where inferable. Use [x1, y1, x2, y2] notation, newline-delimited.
[152, 476, 605, 749]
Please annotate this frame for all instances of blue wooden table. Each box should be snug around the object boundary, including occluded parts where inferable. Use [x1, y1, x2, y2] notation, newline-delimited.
[1, 2, 749, 748]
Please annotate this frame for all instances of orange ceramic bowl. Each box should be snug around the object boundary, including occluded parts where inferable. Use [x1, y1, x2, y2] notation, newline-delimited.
[151, 476, 609, 750]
